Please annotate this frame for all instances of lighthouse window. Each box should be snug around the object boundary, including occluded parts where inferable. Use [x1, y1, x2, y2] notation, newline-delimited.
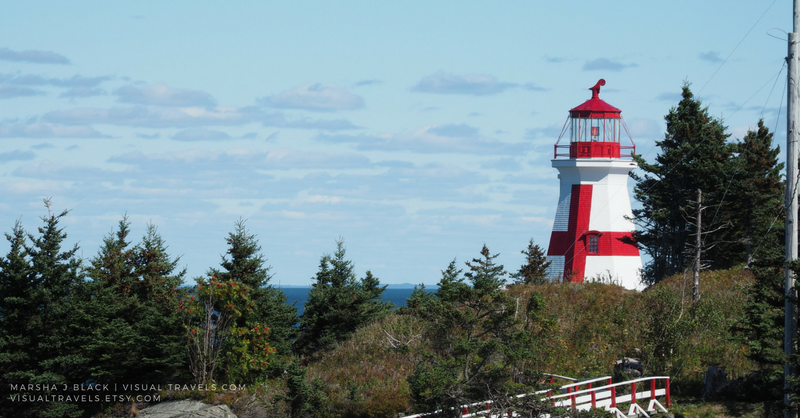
[591, 118, 601, 141]
[608, 119, 620, 142]
[587, 235, 599, 254]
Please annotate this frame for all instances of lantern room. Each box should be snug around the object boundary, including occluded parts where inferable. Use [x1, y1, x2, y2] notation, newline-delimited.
[554, 79, 635, 160]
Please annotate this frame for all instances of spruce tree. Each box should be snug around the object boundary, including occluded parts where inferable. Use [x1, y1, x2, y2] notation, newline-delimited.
[208, 220, 298, 356]
[295, 239, 393, 356]
[0, 203, 86, 418]
[632, 83, 734, 283]
[728, 120, 785, 267]
[0, 222, 31, 376]
[407, 247, 541, 413]
[731, 258, 784, 401]
[510, 239, 551, 285]
[80, 219, 187, 387]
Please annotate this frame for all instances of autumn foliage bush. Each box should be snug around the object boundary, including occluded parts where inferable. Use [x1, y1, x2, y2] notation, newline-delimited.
[180, 276, 275, 384]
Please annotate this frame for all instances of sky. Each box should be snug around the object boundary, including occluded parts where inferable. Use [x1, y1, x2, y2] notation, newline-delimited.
[0, 1, 791, 286]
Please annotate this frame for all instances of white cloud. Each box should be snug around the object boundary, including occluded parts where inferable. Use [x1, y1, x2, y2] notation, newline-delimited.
[262, 112, 359, 130]
[699, 51, 724, 63]
[0, 73, 110, 88]
[281, 211, 307, 219]
[426, 123, 479, 138]
[294, 163, 490, 202]
[318, 124, 527, 154]
[624, 118, 662, 139]
[115, 83, 217, 107]
[0, 85, 43, 98]
[13, 161, 127, 183]
[305, 195, 343, 204]
[411, 72, 516, 96]
[0, 150, 35, 162]
[110, 147, 372, 171]
[43, 106, 260, 128]
[525, 123, 567, 141]
[60, 87, 105, 98]
[656, 92, 683, 102]
[582, 58, 638, 72]
[480, 157, 521, 171]
[42, 105, 358, 131]
[172, 128, 231, 141]
[259, 83, 365, 112]
[354, 79, 382, 87]
[0, 47, 70, 64]
[0, 121, 107, 138]
[136, 132, 160, 139]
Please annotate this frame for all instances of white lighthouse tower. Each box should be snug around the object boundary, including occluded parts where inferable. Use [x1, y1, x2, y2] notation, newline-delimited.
[546, 79, 642, 289]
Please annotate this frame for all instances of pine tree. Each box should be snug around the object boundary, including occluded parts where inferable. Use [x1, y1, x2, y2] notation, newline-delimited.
[727, 120, 785, 267]
[134, 223, 185, 304]
[0, 222, 31, 376]
[208, 220, 298, 356]
[407, 246, 541, 412]
[0, 202, 86, 418]
[510, 239, 551, 285]
[79, 219, 187, 387]
[731, 258, 784, 401]
[632, 83, 734, 283]
[295, 239, 393, 356]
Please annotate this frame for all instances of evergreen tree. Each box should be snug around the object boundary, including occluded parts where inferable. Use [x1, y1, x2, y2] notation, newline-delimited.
[510, 239, 551, 285]
[632, 83, 734, 283]
[0, 203, 86, 418]
[731, 258, 785, 401]
[728, 120, 785, 267]
[0, 222, 31, 375]
[208, 220, 298, 356]
[79, 219, 187, 387]
[133, 223, 186, 304]
[407, 246, 541, 413]
[295, 239, 393, 356]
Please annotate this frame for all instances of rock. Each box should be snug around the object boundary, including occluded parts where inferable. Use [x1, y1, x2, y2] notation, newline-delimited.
[138, 400, 238, 418]
[614, 357, 644, 379]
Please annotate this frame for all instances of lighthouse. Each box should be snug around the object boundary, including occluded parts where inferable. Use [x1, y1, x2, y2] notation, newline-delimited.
[545, 79, 642, 289]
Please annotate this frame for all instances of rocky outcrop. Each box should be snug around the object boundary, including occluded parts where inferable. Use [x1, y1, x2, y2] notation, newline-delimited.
[138, 400, 237, 418]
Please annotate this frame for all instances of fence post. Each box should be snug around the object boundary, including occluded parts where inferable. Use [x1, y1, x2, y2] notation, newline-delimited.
[462, 406, 468, 417]
[631, 381, 637, 404]
[650, 378, 656, 401]
[569, 386, 576, 409]
[666, 378, 671, 407]
[611, 385, 617, 408]
[590, 382, 596, 408]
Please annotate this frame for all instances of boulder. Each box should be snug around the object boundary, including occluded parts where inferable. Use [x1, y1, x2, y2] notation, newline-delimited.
[138, 400, 237, 418]
[613, 357, 644, 380]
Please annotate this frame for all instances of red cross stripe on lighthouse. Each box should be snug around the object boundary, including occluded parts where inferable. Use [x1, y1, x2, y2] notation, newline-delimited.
[547, 184, 639, 283]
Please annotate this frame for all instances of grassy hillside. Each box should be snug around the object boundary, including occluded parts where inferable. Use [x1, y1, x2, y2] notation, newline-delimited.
[297, 268, 758, 417]
[134, 268, 763, 418]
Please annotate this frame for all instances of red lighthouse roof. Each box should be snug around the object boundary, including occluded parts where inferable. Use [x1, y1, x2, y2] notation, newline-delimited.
[553, 79, 636, 160]
[569, 79, 621, 119]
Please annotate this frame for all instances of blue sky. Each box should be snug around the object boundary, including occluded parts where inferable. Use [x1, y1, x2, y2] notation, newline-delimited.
[0, 1, 789, 285]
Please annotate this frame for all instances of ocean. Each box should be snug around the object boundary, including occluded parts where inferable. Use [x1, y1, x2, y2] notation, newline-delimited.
[278, 286, 431, 316]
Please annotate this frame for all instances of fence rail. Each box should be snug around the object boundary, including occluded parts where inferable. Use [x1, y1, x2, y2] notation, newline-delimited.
[403, 375, 670, 418]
